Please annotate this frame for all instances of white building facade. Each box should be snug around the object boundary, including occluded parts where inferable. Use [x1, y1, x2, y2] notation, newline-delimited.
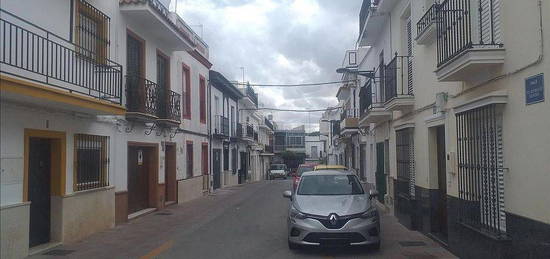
[0, 0, 210, 257]
[350, 0, 550, 258]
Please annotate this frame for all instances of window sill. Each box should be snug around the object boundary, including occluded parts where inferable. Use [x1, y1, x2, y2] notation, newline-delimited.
[67, 185, 115, 197]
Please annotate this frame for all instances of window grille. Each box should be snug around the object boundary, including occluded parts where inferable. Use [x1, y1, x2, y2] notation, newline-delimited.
[74, 134, 109, 191]
[75, 0, 110, 62]
[396, 128, 415, 198]
[456, 104, 506, 236]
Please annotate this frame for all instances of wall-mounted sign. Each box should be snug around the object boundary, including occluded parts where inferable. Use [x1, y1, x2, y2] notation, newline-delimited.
[525, 73, 544, 105]
[137, 150, 143, 165]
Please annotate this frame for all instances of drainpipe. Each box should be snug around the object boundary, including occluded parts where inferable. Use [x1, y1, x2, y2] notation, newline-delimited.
[208, 78, 212, 193]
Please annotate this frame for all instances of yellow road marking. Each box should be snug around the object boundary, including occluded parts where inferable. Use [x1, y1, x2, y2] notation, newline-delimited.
[140, 240, 174, 259]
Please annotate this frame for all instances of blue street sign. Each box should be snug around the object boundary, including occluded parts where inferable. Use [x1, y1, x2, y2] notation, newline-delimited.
[525, 74, 544, 105]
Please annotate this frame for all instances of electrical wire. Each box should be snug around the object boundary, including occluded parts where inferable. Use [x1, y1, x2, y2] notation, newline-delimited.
[232, 80, 356, 87]
[239, 107, 341, 112]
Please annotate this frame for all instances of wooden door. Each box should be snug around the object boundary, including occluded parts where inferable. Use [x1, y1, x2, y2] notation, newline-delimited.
[28, 138, 51, 247]
[164, 144, 177, 203]
[128, 146, 150, 214]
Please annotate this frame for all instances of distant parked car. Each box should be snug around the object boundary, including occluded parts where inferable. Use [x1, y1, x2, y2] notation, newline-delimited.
[293, 163, 317, 190]
[269, 164, 288, 179]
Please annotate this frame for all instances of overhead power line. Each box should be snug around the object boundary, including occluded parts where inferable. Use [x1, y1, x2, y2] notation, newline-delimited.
[233, 80, 356, 87]
[239, 107, 341, 112]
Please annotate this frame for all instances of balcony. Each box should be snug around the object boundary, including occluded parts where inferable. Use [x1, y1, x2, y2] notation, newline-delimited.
[359, 81, 391, 127]
[340, 109, 359, 137]
[119, 0, 195, 52]
[359, 0, 401, 47]
[213, 115, 229, 137]
[435, 0, 504, 82]
[125, 75, 160, 121]
[235, 122, 243, 140]
[156, 88, 181, 126]
[239, 85, 258, 108]
[0, 9, 124, 115]
[245, 123, 254, 139]
[416, 2, 439, 45]
[384, 55, 415, 112]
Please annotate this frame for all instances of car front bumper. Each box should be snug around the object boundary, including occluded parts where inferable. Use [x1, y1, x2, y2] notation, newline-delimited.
[288, 215, 380, 246]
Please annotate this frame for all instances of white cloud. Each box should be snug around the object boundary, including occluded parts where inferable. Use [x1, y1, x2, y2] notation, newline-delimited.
[175, 0, 361, 131]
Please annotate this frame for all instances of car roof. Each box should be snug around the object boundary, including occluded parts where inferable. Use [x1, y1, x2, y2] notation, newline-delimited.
[301, 170, 355, 176]
[313, 165, 348, 170]
[299, 163, 317, 167]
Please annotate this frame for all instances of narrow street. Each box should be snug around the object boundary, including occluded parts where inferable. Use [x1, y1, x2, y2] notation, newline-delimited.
[30, 181, 455, 259]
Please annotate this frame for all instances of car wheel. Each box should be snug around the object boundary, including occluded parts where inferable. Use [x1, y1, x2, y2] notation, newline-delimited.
[288, 240, 300, 250]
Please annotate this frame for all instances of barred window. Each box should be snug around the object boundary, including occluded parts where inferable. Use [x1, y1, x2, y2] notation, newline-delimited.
[456, 104, 506, 236]
[74, 134, 109, 191]
[396, 128, 415, 199]
[75, 0, 110, 62]
[186, 142, 193, 178]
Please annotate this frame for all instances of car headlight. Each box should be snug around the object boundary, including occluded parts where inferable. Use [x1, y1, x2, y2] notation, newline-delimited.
[360, 207, 378, 219]
[290, 206, 307, 220]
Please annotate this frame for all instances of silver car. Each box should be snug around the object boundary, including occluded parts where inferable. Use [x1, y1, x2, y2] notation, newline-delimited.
[283, 170, 380, 249]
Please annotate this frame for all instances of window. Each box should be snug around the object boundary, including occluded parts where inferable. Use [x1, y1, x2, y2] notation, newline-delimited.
[74, 134, 109, 191]
[186, 141, 193, 178]
[75, 0, 110, 62]
[396, 128, 415, 199]
[182, 64, 191, 119]
[199, 75, 206, 124]
[297, 175, 364, 196]
[456, 104, 506, 235]
[201, 143, 208, 175]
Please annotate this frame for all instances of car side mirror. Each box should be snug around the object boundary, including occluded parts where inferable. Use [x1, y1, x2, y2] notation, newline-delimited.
[369, 190, 379, 200]
[283, 190, 292, 200]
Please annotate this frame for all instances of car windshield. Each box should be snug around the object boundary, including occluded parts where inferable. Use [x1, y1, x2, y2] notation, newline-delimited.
[270, 164, 285, 170]
[296, 166, 314, 176]
[297, 175, 364, 195]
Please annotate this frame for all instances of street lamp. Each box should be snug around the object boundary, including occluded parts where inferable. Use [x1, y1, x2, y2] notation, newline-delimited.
[335, 67, 375, 79]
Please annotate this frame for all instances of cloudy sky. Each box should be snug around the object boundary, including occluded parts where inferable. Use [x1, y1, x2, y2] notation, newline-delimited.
[173, 0, 362, 131]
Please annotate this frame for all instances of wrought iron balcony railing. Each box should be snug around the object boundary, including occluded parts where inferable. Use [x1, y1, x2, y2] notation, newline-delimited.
[157, 88, 181, 122]
[214, 115, 229, 136]
[245, 85, 258, 106]
[384, 54, 413, 103]
[246, 124, 254, 138]
[0, 9, 123, 104]
[125, 75, 159, 117]
[236, 122, 243, 138]
[436, 0, 503, 67]
[417, 2, 439, 37]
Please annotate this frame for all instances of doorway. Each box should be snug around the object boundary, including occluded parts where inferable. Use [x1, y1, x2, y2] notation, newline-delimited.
[213, 149, 221, 189]
[127, 145, 158, 215]
[375, 142, 386, 203]
[164, 143, 177, 204]
[28, 138, 51, 247]
[239, 152, 247, 184]
[359, 144, 366, 181]
[434, 126, 448, 240]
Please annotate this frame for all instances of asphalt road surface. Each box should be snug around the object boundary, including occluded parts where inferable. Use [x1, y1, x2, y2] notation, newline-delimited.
[31, 179, 455, 259]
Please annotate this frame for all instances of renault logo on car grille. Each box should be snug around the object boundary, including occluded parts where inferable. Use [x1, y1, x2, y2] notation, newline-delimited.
[328, 213, 339, 225]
